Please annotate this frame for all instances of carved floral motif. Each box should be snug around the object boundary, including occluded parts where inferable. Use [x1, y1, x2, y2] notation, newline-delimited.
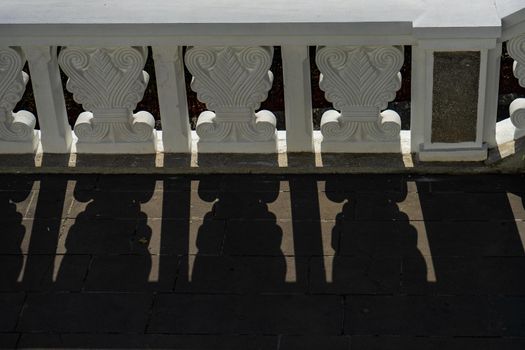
[0, 47, 36, 143]
[507, 34, 525, 130]
[316, 45, 403, 142]
[58, 46, 154, 143]
[185, 46, 276, 143]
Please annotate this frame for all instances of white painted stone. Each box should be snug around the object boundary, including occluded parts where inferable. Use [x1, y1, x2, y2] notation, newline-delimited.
[0, 47, 38, 153]
[152, 46, 191, 153]
[413, 42, 491, 162]
[418, 145, 488, 162]
[58, 46, 156, 153]
[315, 45, 403, 153]
[282, 46, 313, 152]
[185, 46, 277, 153]
[24, 46, 72, 153]
[507, 33, 525, 140]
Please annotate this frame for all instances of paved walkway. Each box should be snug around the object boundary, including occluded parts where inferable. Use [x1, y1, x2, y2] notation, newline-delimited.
[1, 174, 525, 349]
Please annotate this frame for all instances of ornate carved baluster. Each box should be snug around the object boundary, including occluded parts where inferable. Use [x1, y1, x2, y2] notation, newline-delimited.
[507, 35, 525, 133]
[185, 46, 277, 153]
[58, 46, 156, 153]
[316, 46, 404, 152]
[0, 47, 38, 153]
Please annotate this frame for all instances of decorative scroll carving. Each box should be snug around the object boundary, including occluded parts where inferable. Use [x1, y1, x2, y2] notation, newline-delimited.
[58, 46, 155, 145]
[508, 34, 525, 130]
[0, 47, 37, 144]
[185, 46, 276, 146]
[316, 45, 403, 142]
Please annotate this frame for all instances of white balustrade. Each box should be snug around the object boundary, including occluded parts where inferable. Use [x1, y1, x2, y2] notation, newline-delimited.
[58, 46, 156, 153]
[315, 45, 404, 153]
[507, 34, 525, 139]
[185, 46, 277, 153]
[0, 0, 523, 163]
[0, 47, 38, 153]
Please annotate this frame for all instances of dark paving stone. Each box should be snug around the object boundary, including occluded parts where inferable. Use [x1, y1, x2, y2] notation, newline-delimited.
[17, 334, 277, 349]
[338, 221, 412, 257]
[0, 191, 33, 219]
[0, 255, 88, 292]
[354, 193, 419, 221]
[24, 189, 73, 219]
[149, 294, 342, 335]
[412, 175, 525, 194]
[85, 255, 178, 292]
[279, 335, 350, 350]
[222, 220, 287, 256]
[219, 175, 284, 193]
[355, 193, 522, 221]
[479, 258, 525, 295]
[144, 219, 226, 255]
[213, 191, 291, 221]
[350, 336, 525, 350]
[345, 296, 492, 336]
[309, 256, 400, 294]
[0, 293, 25, 332]
[403, 257, 525, 296]
[95, 175, 165, 192]
[223, 220, 337, 256]
[58, 218, 141, 255]
[152, 190, 211, 220]
[0, 255, 50, 292]
[0, 220, 29, 255]
[324, 175, 408, 194]
[0, 333, 19, 349]
[41, 255, 91, 291]
[0, 219, 65, 255]
[18, 293, 152, 332]
[491, 297, 525, 336]
[68, 191, 155, 219]
[176, 256, 308, 293]
[402, 257, 480, 295]
[408, 221, 525, 257]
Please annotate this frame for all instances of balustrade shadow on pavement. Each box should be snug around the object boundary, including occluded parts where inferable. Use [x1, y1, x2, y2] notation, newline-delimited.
[1, 174, 525, 349]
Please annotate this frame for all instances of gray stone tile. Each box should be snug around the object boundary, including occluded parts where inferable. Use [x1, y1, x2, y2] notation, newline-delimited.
[68, 191, 155, 219]
[478, 257, 525, 295]
[85, 255, 177, 292]
[309, 256, 400, 294]
[0, 191, 33, 219]
[0, 255, 89, 292]
[0, 333, 19, 349]
[490, 297, 525, 336]
[281, 220, 338, 256]
[355, 192, 522, 221]
[279, 335, 350, 350]
[144, 219, 225, 255]
[18, 293, 152, 332]
[176, 256, 308, 293]
[0, 293, 25, 332]
[408, 221, 525, 257]
[149, 294, 342, 335]
[401, 257, 480, 295]
[354, 192, 422, 221]
[58, 218, 141, 255]
[17, 333, 277, 350]
[338, 221, 406, 257]
[24, 189, 74, 219]
[222, 220, 288, 256]
[350, 336, 525, 350]
[345, 296, 492, 336]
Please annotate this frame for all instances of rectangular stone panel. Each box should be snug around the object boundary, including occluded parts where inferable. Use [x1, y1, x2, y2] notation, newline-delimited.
[431, 51, 480, 143]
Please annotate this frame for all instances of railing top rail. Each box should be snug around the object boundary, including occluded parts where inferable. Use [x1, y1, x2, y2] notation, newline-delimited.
[0, 0, 522, 42]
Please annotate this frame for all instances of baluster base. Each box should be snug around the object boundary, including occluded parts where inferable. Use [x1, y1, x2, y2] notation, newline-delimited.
[0, 131, 39, 154]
